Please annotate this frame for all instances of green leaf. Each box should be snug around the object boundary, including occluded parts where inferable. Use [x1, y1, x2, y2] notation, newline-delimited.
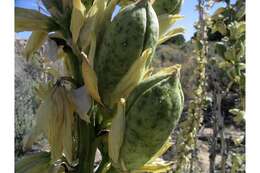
[78, 0, 109, 51]
[235, 5, 245, 21]
[15, 7, 58, 32]
[236, 41, 245, 60]
[62, 0, 73, 13]
[224, 46, 236, 61]
[237, 22, 246, 36]
[238, 63, 245, 70]
[213, 21, 227, 35]
[215, 42, 227, 57]
[42, 0, 72, 31]
[195, 39, 203, 50]
[229, 108, 245, 124]
[42, 0, 63, 19]
[229, 22, 245, 40]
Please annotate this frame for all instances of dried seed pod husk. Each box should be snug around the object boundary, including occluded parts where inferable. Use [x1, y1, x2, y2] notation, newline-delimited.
[22, 86, 54, 152]
[109, 49, 152, 107]
[60, 87, 77, 164]
[158, 27, 185, 45]
[78, 0, 118, 52]
[153, 0, 183, 16]
[70, 0, 86, 43]
[82, 53, 103, 105]
[108, 99, 126, 165]
[118, 67, 184, 170]
[49, 86, 76, 163]
[47, 87, 66, 162]
[94, 0, 159, 106]
[158, 14, 183, 38]
[23, 86, 76, 163]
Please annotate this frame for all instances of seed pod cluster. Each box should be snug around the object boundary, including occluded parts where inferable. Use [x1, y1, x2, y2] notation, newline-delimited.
[16, 0, 185, 172]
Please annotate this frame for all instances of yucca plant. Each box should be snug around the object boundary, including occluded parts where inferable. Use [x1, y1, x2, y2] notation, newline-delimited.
[15, 0, 185, 173]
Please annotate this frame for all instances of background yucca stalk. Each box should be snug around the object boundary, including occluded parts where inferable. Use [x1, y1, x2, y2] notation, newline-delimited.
[15, 0, 185, 173]
[174, 0, 208, 172]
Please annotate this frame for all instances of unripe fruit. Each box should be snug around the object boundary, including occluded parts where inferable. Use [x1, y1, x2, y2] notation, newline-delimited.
[118, 69, 184, 170]
[94, 0, 159, 105]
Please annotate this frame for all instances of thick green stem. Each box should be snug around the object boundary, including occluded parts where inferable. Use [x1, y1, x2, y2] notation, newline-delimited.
[78, 119, 98, 173]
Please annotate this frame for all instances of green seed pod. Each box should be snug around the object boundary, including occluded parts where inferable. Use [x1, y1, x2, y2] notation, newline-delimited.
[94, 0, 159, 105]
[118, 68, 184, 170]
[153, 0, 183, 15]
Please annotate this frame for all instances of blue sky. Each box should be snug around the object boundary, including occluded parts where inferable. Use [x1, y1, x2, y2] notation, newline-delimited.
[15, 0, 235, 40]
